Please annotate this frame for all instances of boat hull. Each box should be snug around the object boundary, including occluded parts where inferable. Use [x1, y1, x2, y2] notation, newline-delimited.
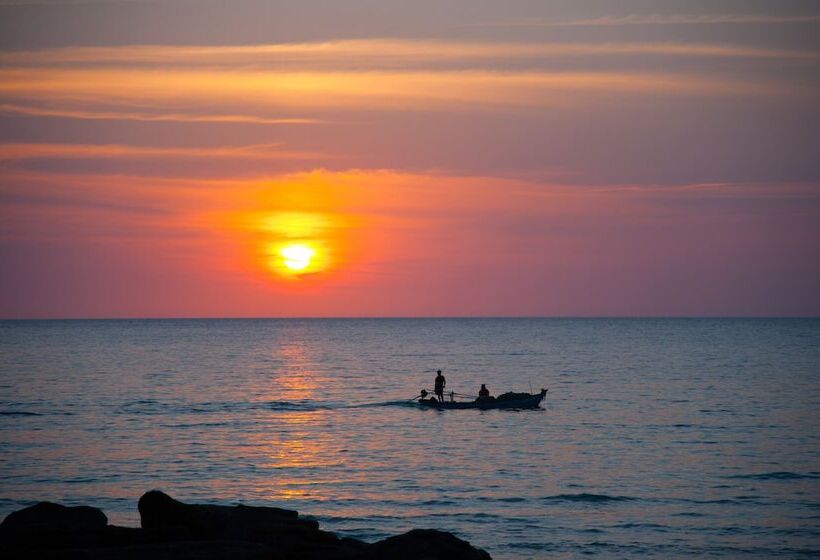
[417, 389, 547, 410]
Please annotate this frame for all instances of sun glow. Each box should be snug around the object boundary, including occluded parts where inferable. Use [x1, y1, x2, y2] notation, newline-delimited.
[226, 178, 369, 281]
[267, 241, 326, 277]
[280, 244, 315, 271]
[243, 211, 334, 278]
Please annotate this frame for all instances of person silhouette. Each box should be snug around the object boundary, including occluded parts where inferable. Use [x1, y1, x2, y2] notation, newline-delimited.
[478, 384, 490, 400]
[434, 370, 446, 403]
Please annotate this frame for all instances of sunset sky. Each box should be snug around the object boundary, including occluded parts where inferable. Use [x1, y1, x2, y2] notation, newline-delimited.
[1, 0, 818, 318]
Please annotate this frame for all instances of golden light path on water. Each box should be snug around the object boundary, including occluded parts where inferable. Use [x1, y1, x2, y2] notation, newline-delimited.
[255, 341, 342, 502]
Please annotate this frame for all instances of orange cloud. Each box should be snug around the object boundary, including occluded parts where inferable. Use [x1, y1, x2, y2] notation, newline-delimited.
[0, 67, 790, 121]
[1, 39, 808, 134]
[0, 40, 814, 67]
[475, 14, 820, 27]
[0, 142, 332, 162]
[0, 103, 323, 124]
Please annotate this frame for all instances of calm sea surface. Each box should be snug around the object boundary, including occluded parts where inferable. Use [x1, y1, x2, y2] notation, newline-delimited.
[1, 319, 818, 558]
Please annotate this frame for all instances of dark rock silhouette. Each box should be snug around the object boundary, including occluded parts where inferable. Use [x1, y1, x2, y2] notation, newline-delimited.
[1, 501, 107, 531]
[138, 490, 360, 559]
[0, 501, 109, 552]
[0, 491, 492, 559]
[138, 490, 316, 533]
[365, 529, 492, 560]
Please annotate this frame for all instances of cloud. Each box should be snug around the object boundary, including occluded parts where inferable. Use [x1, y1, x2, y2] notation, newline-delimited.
[1, 39, 814, 68]
[0, 191, 169, 216]
[0, 39, 810, 129]
[0, 142, 332, 162]
[0, 0, 150, 4]
[476, 14, 820, 27]
[0, 103, 323, 124]
[0, 67, 791, 123]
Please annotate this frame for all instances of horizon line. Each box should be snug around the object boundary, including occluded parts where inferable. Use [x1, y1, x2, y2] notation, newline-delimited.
[1, 315, 818, 321]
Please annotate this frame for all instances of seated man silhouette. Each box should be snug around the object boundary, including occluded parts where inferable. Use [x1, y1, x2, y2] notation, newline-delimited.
[477, 384, 493, 401]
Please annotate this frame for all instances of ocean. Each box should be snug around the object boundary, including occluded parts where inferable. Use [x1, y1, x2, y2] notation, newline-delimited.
[1, 318, 818, 558]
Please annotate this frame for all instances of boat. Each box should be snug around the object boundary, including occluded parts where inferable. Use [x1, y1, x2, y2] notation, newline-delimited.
[415, 388, 547, 410]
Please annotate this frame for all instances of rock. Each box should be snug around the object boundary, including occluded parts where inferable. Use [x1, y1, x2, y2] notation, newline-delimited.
[1, 540, 277, 560]
[1, 493, 492, 560]
[0, 502, 109, 550]
[1, 502, 107, 532]
[101, 524, 193, 547]
[367, 529, 492, 560]
[138, 491, 365, 559]
[138, 490, 316, 535]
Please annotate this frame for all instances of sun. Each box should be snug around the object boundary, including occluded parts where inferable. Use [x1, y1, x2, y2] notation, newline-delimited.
[280, 244, 315, 271]
[267, 241, 326, 277]
[251, 211, 343, 278]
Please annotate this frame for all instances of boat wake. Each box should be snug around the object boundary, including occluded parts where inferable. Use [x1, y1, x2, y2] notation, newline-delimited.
[112, 398, 425, 416]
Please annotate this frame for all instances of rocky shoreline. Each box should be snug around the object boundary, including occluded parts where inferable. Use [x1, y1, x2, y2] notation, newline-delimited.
[0, 490, 492, 559]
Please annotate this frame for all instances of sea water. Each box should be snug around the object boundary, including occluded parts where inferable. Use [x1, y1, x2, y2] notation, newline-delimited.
[0, 318, 818, 558]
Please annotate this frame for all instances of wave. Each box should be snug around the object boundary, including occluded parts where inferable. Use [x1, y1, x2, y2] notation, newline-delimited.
[264, 400, 336, 412]
[694, 499, 737, 504]
[726, 471, 820, 480]
[159, 421, 249, 429]
[507, 542, 556, 551]
[543, 493, 635, 503]
[613, 522, 669, 530]
[117, 398, 337, 415]
[577, 542, 820, 557]
[419, 499, 458, 506]
[0, 410, 42, 416]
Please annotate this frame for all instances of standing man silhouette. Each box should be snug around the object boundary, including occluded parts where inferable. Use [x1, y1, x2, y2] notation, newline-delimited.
[434, 370, 446, 403]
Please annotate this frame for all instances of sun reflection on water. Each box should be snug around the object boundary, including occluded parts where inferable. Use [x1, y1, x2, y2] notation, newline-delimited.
[251, 340, 346, 501]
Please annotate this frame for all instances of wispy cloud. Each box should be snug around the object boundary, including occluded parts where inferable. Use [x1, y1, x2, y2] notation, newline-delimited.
[4, 167, 815, 250]
[1, 39, 815, 68]
[0, 103, 323, 125]
[476, 14, 820, 27]
[0, 39, 811, 128]
[0, 0, 150, 4]
[0, 67, 791, 122]
[0, 142, 331, 162]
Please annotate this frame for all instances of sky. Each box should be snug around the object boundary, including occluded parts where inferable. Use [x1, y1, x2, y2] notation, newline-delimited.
[0, 0, 818, 318]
